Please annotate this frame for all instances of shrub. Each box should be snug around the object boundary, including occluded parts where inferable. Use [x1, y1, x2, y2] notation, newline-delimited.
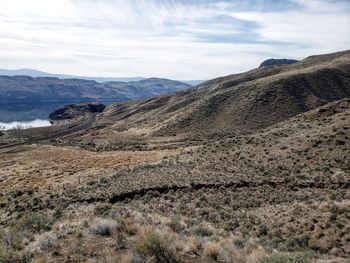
[136, 230, 181, 263]
[260, 252, 312, 263]
[204, 242, 222, 260]
[38, 234, 57, 251]
[94, 203, 112, 216]
[13, 212, 54, 234]
[53, 203, 68, 219]
[0, 248, 32, 263]
[53, 207, 63, 219]
[186, 236, 202, 255]
[167, 218, 186, 233]
[193, 225, 213, 237]
[258, 224, 269, 236]
[131, 252, 146, 263]
[0, 229, 26, 250]
[283, 235, 310, 252]
[125, 221, 139, 236]
[307, 238, 329, 253]
[233, 238, 245, 249]
[89, 220, 118, 237]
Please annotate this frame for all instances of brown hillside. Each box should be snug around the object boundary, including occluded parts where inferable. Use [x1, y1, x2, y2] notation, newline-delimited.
[2, 98, 349, 260]
[93, 50, 350, 141]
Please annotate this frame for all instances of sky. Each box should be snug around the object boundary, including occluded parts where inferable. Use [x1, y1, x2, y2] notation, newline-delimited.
[0, 0, 349, 80]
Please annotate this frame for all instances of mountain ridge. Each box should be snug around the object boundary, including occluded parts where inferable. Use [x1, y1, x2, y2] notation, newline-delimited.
[0, 68, 204, 86]
[0, 76, 191, 103]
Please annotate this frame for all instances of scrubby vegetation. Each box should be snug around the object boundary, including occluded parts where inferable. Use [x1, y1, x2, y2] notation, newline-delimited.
[0, 51, 349, 262]
[1, 99, 348, 262]
[0, 204, 321, 263]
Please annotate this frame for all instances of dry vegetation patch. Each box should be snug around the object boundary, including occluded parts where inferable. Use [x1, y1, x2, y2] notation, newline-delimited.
[0, 145, 178, 195]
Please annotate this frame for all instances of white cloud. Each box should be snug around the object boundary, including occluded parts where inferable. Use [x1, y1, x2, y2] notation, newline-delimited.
[0, 0, 349, 79]
[231, 9, 350, 55]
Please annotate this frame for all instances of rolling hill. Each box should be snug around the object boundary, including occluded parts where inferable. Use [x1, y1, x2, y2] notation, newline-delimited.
[67, 49, 350, 150]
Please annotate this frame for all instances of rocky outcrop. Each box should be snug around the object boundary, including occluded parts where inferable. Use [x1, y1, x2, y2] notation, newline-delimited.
[259, 58, 298, 68]
[49, 103, 106, 125]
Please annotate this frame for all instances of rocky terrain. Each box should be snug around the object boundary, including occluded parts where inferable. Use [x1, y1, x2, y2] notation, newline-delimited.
[259, 59, 298, 67]
[49, 103, 106, 125]
[0, 76, 191, 103]
[0, 50, 349, 263]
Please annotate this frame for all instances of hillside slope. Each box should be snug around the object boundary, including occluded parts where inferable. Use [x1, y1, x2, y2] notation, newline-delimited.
[76, 50, 350, 148]
[2, 98, 349, 260]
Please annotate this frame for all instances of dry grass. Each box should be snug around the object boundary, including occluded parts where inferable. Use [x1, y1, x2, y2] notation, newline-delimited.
[0, 145, 178, 194]
[1, 203, 319, 263]
[204, 242, 222, 260]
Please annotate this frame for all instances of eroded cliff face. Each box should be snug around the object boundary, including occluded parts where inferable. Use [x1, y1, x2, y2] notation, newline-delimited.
[49, 103, 106, 125]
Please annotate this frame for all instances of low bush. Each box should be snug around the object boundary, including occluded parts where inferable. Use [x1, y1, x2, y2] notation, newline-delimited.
[136, 230, 181, 263]
[233, 238, 245, 249]
[282, 235, 310, 252]
[260, 252, 312, 263]
[89, 220, 118, 237]
[204, 242, 222, 260]
[8, 212, 55, 241]
[167, 218, 186, 233]
[193, 225, 213, 237]
[94, 203, 112, 216]
[124, 221, 139, 236]
[0, 248, 32, 263]
[0, 229, 26, 250]
[38, 234, 57, 251]
[12, 212, 55, 234]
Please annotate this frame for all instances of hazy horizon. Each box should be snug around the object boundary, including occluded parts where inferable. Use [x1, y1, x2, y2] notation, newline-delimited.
[0, 67, 195, 81]
[1, 0, 349, 80]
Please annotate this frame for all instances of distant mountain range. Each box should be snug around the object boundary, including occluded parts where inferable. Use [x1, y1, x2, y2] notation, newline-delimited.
[0, 76, 191, 103]
[0, 68, 204, 86]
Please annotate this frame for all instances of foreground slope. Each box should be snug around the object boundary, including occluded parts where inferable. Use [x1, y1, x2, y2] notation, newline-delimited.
[0, 98, 349, 262]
